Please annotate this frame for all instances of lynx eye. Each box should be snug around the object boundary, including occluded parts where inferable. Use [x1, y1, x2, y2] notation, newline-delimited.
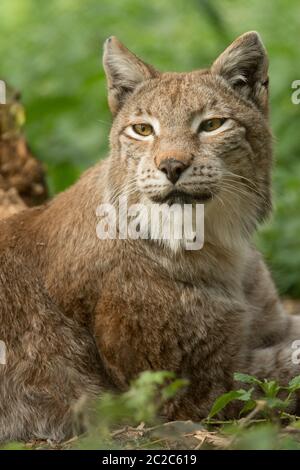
[199, 118, 226, 133]
[132, 123, 154, 136]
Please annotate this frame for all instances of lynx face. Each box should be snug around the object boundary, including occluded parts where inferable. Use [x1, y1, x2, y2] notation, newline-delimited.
[103, 33, 272, 248]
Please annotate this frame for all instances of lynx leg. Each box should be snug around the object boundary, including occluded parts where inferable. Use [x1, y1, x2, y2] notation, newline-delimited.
[0, 252, 102, 442]
[246, 316, 300, 383]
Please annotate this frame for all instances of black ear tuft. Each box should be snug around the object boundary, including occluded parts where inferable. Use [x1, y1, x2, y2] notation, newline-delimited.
[211, 32, 269, 114]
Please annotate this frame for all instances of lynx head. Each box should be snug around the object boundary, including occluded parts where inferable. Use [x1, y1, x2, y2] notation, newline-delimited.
[103, 32, 272, 250]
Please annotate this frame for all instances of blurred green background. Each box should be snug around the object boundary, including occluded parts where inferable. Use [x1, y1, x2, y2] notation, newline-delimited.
[0, 0, 299, 297]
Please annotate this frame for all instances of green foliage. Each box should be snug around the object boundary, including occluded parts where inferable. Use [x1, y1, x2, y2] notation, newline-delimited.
[77, 370, 188, 449]
[72, 371, 300, 450]
[0, 0, 299, 296]
[204, 372, 300, 449]
[288, 375, 300, 393]
[0, 442, 27, 450]
[208, 388, 253, 419]
[227, 423, 300, 450]
[95, 370, 187, 427]
[3, 371, 300, 450]
[208, 372, 300, 420]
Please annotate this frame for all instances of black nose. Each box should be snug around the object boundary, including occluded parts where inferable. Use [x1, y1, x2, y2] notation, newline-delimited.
[158, 159, 188, 184]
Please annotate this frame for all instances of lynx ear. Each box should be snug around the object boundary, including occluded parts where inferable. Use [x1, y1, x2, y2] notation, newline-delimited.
[211, 32, 269, 113]
[103, 37, 158, 115]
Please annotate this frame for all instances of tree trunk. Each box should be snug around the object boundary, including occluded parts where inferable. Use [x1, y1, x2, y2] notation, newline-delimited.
[0, 81, 48, 219]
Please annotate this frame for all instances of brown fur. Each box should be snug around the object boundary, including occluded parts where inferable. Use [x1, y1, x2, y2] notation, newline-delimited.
[1, 32, 300, 441]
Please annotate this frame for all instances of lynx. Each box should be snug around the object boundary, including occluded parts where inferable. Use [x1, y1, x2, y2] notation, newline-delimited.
[0, 32, 300, 442]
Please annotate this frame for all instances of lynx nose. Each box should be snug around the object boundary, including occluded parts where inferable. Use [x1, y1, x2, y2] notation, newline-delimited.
[158, 159, 188, 185]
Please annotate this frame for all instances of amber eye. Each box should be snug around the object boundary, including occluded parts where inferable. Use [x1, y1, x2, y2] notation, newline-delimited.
[199, 118, 226, 133]
[132, 123, 154, 136]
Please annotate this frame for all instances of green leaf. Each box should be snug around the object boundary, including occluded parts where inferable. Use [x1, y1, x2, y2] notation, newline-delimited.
[239, 399, 257, 416]
[161, 378, 189, 400]
[208, 388, 253, 418]
[259, 380, 281, 398]
[132, 370, 175, 388]
[288, 375, 300, 393]
[263, 397, 288, 410]
[234, 372, 262, 386]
